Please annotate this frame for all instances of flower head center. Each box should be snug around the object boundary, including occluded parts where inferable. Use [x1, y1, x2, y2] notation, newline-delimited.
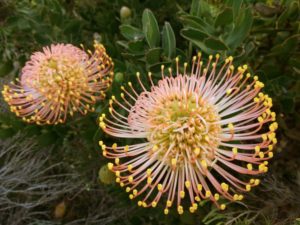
[37, 56, 86, 89]
[147, 93, 221, 167]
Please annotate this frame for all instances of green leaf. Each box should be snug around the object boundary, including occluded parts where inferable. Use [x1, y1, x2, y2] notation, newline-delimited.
[119, 24, 144, 41]
[128, 39, 144, 54]
[146, 48, 162, 65]
[180, 28, 209, 42]
[204, 37, 229, 50]
[179, 15, 215, 35]
[215, 8, 233, 27]
[37, 131, 58, 147]
[190, 0, 201, 16]
[226, 7, 253, 49]
[0, 128, 15, 139]
[190, 0, 211, 17]
[278, 0, 299, 25]
[147, 61, 172, 73]
[280, 96, 295, 113]
[270, 34, 300, 56]
[225, 0, 243, 18]
[142, 9, 160, 48]
[162, 22, 176, 59]
[181, 28, 214, 53]
[0, 61, 13, 77]
[116, 40, 129, 49]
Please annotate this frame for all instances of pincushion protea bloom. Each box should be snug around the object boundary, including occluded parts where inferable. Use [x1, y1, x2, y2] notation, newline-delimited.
[2, 42, 113, 125]
[99, 54, 277, 215]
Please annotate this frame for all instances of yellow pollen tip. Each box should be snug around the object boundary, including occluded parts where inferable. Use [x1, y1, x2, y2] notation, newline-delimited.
[133, 189, 138, 196]
[205, 190, 211, 198]
[147, 177, 152, 184]
[246, 184, 251, 191]
[221, 183, 229, 192]
[152, 145, 159, 152]
[247, 163, 253, 171]
[228, 123, 234, 130]
[128, 176, 133, 183]
[157, 184, 163, 191]
[259, 152, 264, 158]
[128, 164, 133, 171]
[233, 194, 239, 201]
[177, 205, 183, 214]
[197, 184, 203, 191]
[146, 168, 152, 176]
[189, 207, 195, 213]
[164, 208, 169, 215]
[107, 163, 114, 170]
[180, 191, 185, 198]
[255, 146, 260, 153]
[214, 193, 220, 201]
[262, 134, 267, 141]
[220, 204, 226, 210]
[124, 145, 129, 152]
[185, 181, 191, 189]
[201, 159, 207, 169]
[171, 158, 177, 167]
[151, 201, 157, 207]
[232, 147, 238, 156]
[167, 200, 172, 207]
[268, 152, 274, 158]
[194, 148, 200, 156]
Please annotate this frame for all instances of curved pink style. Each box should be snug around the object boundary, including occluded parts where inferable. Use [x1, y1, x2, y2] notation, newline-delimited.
[2, 42, 113, 125]
[99, 54, 277, 214]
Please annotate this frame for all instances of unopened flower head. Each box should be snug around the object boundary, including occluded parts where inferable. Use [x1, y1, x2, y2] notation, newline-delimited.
[2, 42, 113, 125]
[99, 54, 277, 214]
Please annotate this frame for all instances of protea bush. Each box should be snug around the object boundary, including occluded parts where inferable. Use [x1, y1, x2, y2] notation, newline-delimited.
[0, 0, 299, 224]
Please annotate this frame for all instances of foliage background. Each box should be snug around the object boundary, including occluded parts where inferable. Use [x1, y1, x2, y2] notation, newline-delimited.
[0, 0, 299, 224]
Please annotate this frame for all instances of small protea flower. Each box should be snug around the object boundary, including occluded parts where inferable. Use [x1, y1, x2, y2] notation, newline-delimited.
[99, 54, 278, 214]
[2, 42, 113, 125]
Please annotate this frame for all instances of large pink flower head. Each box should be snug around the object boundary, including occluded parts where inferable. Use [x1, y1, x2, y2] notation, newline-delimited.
[99, 54, 278, 214]
[2, 42, 113, 125]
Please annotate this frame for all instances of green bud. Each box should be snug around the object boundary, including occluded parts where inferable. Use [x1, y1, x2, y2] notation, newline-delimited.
[120, 6, 132, 20]
[98, 165, 115, 184]
[114, 72, 124, 83]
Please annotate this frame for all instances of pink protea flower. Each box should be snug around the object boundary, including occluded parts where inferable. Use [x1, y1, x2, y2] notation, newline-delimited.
[99, 54, 277, 214]
[2, 42, 113, 125]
